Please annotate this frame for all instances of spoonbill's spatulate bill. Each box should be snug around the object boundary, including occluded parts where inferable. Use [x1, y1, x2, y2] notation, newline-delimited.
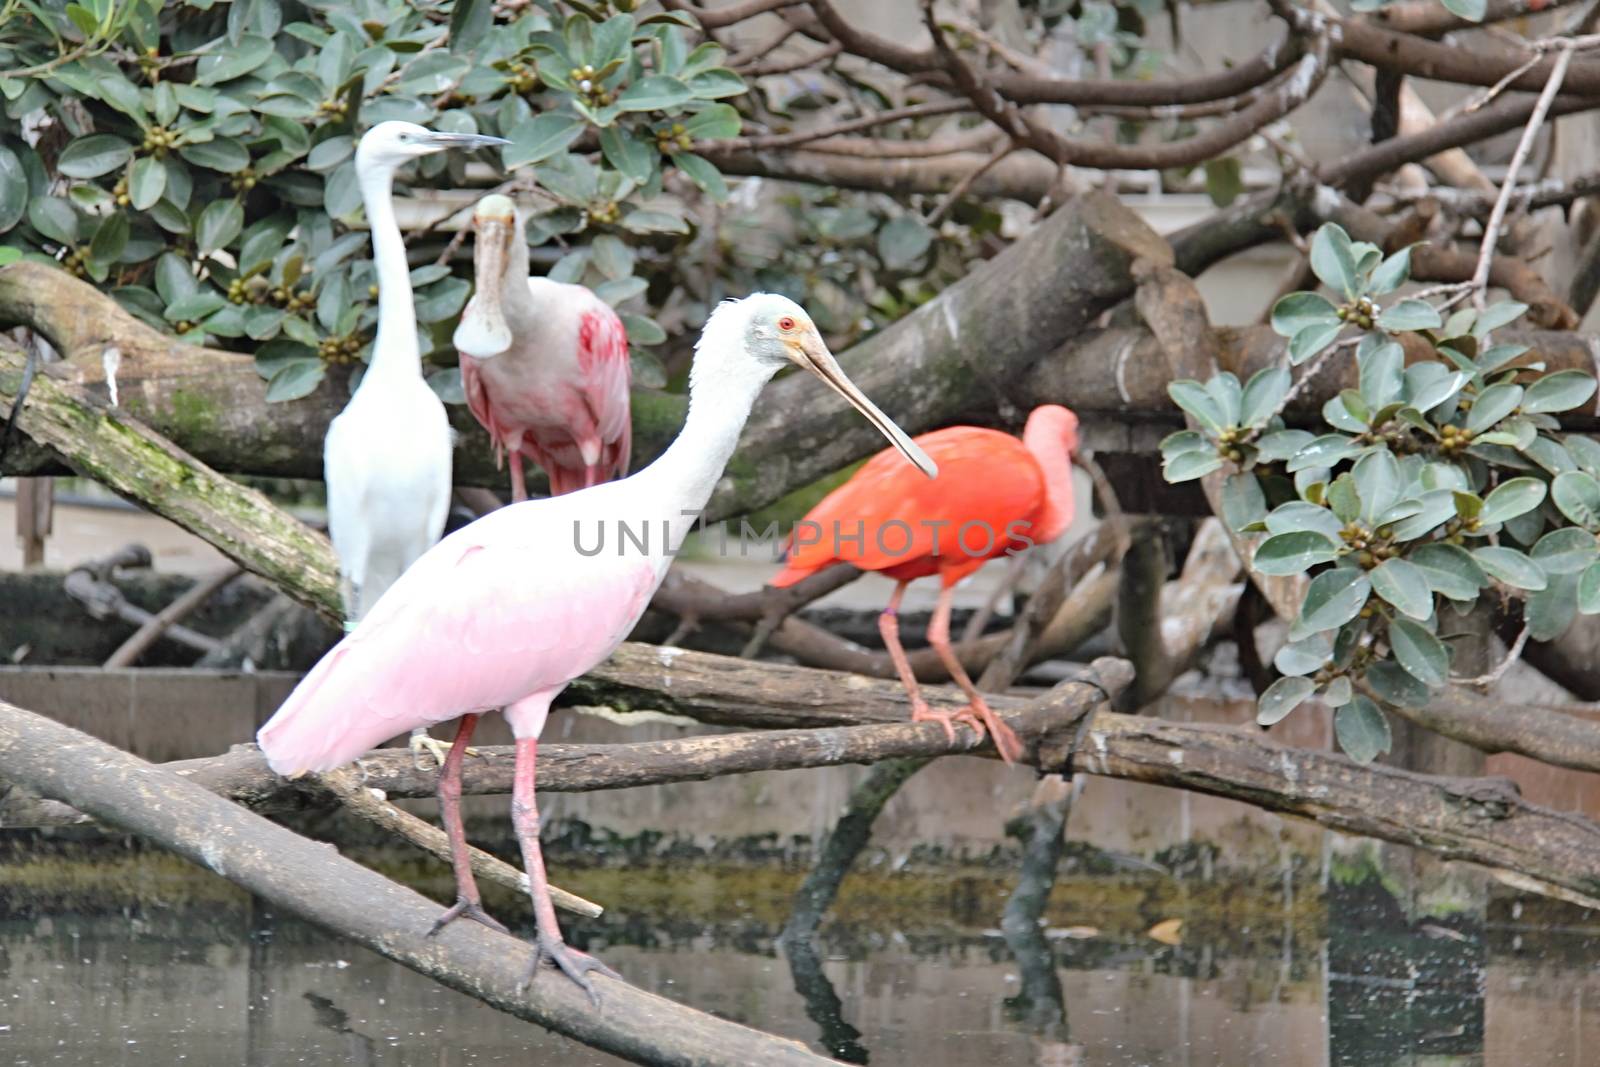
[454, 194, 632, 501]
[257, 294, 935, 1003]
[770, 405, 1081, 764]
[319, 121, 507, 767]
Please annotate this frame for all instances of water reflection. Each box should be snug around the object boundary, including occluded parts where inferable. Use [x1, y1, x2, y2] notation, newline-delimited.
[1, 835, 1593, 1066]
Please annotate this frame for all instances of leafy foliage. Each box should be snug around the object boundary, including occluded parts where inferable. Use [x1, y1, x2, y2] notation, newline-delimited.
[0, 0, 749, 400]
[1162, 222, 1600, 762]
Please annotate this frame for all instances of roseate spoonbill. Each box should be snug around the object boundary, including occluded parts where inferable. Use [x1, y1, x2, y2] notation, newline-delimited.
[257, 294, 936, 1003]
[770, 405, 1081, 764]
[453, 194, 632, 501]
[321, 121, 507, 767]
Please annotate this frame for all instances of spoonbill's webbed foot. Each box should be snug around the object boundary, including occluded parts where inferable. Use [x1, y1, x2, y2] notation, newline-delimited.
[430, 897, 509, 937]
[511, 735, 619, 1009]
[522, 932, 621, 1007]
[410, 728, 479, 769]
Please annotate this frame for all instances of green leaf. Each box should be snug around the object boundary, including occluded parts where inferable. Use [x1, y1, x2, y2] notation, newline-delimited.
[1481, 477, 1547, 527]
[1391, 490, 1457, 541]
[1255, 429, 1316, 462]
[1353, 449, 1400, 520]
[878, 216, 933, 271]
[1266, 500, 1345, 540]
[1376, 299, 1442, 332]
[1221, 471, 1267, 532]
[1255, 531, 1341, 575]
[618, 312, 666, 345]
[589, 234, 634, 281]
[88, 211, 128, 267]
[1552, 470, 1600, 529]
[1239, 365, 1290, 429]
[1167, 379, 1227, 435]
[316, 272, 347, 332]
[1367, 245, 1413, 295]
[505, 114, 586, 169]
[264, 357, 325, 402]
[1440, 0, 1487, 19]
[1367, 659, 1430, 708]
[164, 291, 226, 321]
[415, 277, 471, 323]
[1358, 338, 1404, 411]
[27, 196, 77, 246]
[1465, 383, 1523, 433]
[1286, 434, 1362, 473]
[1579, 559, 1600, 614]
[1163, 450, 1223, 482]
[1203, 156, 1244, 208]
[1526, 572, 1578, 641]
[1206, 372, 1243, 428]
[1322, 675, 1354, 706]
[1408, 543, 1486, 601]
[687, 68, 746, 100]
[682, 103, 741, 139]
[306, 136, 353, 173]
[1472, 300, 1528, 336]
[1160, 430, 1210, 458]
[179, 137, 250, 173]
[448, 0, 493, 53]
[0, 144, 25, 232]
[1532, 527, 1600, 575]
[1289, 321, 1343, 365]
[1274, 632, 1333, 676]
[674, 152, 727, 201]
[621, 208, 689, 235]
[196, 199, 243, 255]
[1472, 545, 1547, 591]
[126, 155, 165, 211]
[599, 125, 656, 185]
[1404, 365, 1466, 414]
[1257, 676, 1316, 726]
[56, 135, 133, 179]
[1523, 370, 1597, 415]
[1335, 696, 1392, 764]
[1369, 558, 1432, 620]
[196, 34, 275, 85]
[616, 75, 692, 111]
[1327, 473, 1361, 523]
[1298, 567, 1371, 633]
[1389, 618, 1449, 688]
[1309, 223, 1360, 298]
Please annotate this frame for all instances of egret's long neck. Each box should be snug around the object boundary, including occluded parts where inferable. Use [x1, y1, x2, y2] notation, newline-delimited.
[634, 346, 773, 559]
[359, 164, 421, 383]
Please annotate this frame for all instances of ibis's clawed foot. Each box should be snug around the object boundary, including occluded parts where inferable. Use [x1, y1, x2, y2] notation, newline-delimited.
[429, 896, 509, 937]
[411, 729, 477, 769]
[911, 702, 971, 747]
[521, 932, 621, 1007]
[964, 694, 1024, 764]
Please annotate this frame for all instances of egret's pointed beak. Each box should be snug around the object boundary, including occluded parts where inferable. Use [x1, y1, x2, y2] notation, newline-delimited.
[420, 132, 510, 152]
[453, 211, 514, 358]
[793, 332, 938, 479]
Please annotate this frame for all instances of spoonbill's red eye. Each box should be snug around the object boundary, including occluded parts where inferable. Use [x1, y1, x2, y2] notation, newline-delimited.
[778, 316, 796, 331]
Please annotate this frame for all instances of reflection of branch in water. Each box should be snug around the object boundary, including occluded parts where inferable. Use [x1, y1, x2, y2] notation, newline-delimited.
[780, 936, 870, 1064]
[778, 757, 930, 944]
[303, 991, 377, 1066]
[1000, 775, 1080, 1045]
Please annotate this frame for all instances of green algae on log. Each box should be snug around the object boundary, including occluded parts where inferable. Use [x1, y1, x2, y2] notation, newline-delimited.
[0, 344, 341, 622]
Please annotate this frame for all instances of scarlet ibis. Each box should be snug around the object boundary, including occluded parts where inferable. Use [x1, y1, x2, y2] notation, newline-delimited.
[452, 194, 632, 501]
[770, 404, 1081, 764]
[321, 122, 506, 767]
[257, 294, 936, 1003]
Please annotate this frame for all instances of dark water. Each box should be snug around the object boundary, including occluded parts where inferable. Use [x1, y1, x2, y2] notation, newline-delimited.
[2, 832, 1596, 1067]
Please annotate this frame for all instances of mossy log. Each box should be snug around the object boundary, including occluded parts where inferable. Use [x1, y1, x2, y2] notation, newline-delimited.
[0, 189, 1167, 520]
[0, 345, 341, 621]
[0, 698, 849, 1067]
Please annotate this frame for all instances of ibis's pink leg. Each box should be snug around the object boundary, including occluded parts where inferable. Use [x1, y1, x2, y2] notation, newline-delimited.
[927, 584, 1024, 764]
[509, 453, 528, 503]
[428, 714, 508, 936]
[877, 580, 966, 745]
[511, 738, 618, 1004]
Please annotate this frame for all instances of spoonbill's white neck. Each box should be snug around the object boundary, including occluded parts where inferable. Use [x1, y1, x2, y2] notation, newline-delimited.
[630, 314, 777, 556]
[358, 162, 422, 384]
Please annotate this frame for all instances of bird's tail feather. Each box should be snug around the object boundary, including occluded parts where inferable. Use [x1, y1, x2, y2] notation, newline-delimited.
[256, 644, 390, 777]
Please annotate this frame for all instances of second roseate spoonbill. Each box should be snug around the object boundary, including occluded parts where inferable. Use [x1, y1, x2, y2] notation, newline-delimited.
[770, 405, 1081, 765]
[257, 294, 935, 1004]
[322, 121, 507, 768]
[452, 194, 632, 501]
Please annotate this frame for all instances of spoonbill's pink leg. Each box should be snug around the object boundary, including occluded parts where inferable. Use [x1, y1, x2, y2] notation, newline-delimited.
[509, 453, 528, 503]
[927, 585, 1023, 764]
[877, 579, 968, 745]
[427, 714, 508, 936]
[511, 737, 618, 1004]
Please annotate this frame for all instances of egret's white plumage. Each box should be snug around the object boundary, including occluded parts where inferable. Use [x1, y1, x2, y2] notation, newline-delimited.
[320, 121, 505, 757]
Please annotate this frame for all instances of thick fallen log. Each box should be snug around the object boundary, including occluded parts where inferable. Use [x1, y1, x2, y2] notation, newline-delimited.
[5, 645, 1598, 905]
[0, 699, 846, 1067]
[0, 660, 1133, 828]
[0, 344, 341, 620]
[0, 190, 1167, 521]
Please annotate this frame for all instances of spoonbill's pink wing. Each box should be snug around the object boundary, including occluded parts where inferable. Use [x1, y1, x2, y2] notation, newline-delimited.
[257, 498, 658, 776]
